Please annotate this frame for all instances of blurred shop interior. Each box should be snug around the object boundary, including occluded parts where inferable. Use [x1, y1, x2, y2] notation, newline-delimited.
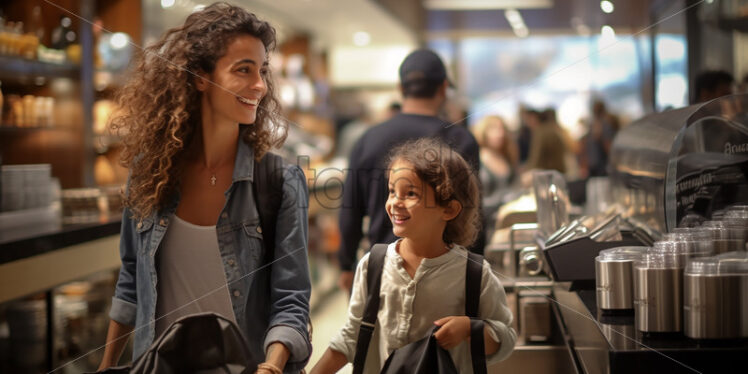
[0, 0, 747, 373]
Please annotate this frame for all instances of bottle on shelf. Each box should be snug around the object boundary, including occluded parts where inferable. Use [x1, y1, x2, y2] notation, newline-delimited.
[51, 16, 75, 50]
[29, 6, 44, 41]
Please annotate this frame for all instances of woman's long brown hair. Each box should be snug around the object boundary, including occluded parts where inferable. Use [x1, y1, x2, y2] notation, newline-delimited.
[110, 2, 285, 220]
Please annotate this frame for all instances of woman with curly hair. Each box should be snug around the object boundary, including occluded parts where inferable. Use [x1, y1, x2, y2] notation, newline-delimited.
[97, 3, 311, 373]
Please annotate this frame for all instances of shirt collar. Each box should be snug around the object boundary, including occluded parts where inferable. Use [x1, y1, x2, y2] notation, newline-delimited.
[232, 125, 255, 183]
[388, 240, 460, 269]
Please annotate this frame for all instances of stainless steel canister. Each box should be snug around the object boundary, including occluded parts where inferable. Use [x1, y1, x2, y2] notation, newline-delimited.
[700, 222, 745, 254]
[634, 241, 712, 333]
[634, 253, 683, 333]
[721, 210, 748, 251]
[595, 246, 649, 311]
[684, 252, 748, 339]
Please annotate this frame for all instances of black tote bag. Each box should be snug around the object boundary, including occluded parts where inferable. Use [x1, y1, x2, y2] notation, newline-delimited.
[379, 326, 458, 374]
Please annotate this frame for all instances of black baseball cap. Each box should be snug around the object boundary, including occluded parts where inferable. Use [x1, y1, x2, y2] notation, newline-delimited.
[399, 48, 454, 87]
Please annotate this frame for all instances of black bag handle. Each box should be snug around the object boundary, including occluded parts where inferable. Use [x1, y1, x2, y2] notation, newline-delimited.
[352, 243, 388, 374]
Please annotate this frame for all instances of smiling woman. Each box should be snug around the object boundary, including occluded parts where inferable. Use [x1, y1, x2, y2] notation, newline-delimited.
[99, 3, 311, 373]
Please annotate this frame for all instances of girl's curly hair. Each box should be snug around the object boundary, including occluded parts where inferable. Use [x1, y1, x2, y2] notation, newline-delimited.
[386, 138, 481, 247]
[110, 2, 285, 220]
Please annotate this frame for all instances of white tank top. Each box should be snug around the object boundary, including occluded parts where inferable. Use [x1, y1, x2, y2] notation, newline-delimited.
[154, 215, 237, 337]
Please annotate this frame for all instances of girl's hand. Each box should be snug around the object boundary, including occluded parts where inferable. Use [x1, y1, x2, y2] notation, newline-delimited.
[433, 316, 471, 350]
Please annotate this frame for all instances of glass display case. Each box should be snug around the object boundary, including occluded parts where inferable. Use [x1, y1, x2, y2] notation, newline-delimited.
[610, 93, 748, 232]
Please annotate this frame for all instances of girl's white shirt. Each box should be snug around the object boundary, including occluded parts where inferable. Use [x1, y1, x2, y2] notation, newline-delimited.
[329, 240, 517, 373]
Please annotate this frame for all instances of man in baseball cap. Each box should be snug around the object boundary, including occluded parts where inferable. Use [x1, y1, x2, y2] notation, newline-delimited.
[337, 48, 483, 292]
[399, 48, 455, 89]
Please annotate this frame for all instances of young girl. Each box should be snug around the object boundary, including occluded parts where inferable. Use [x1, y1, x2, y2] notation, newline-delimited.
[312, 138, 516, 373]
[98, 3, 311, 373]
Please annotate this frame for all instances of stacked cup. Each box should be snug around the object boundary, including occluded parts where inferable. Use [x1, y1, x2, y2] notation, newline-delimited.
[633, 238, 712, 333]
[684, 251, 748, 340]
[595, 246, 649, 312]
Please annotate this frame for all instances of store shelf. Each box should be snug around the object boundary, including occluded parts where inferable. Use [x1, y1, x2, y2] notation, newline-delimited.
[0, 54, 79, 81]
[0, 125, 70, 132]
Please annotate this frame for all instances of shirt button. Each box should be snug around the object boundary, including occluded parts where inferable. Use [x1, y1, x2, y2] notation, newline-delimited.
[159, 218, 167, 226]
[228, 259, 236, 266]
[221, 213, 228, 219]
[136, 222, 143, 229]
[233, 290, 241, 297]
[256, 226, 263, 234]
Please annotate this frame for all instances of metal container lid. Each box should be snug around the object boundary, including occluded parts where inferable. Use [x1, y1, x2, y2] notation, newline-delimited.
[726, 204, 748, 213]
[685, 252, 748, 276]
[635, 251, 685, 269]
[597, 246, 649, 262]
[651, 239, 713, 257]
[722, 211, 748, 227]
[670, 227, 712, 241]
[699, 221, 746, 241]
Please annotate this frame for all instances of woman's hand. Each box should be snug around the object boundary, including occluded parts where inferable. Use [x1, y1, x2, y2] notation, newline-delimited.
[255, 342, 289, 374]
[433, 316, 471, 350]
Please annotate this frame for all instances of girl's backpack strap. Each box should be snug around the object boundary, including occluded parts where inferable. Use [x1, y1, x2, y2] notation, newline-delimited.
[352, 243, 388, 374]
[465, 251, 483, 317]
[466, 251, 487, 374]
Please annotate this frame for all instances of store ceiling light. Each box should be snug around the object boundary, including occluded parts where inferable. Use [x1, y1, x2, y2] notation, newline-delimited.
[504, 9, 529, 37]
[425, 0, 553, 10]
[353, 31, 371, 46]
[600, 25, 616, 45]
[110, 32, 129, 49]
[505, 9, 522, 25]
[600, 1, 614, 14]
[161, 0, 175, 9]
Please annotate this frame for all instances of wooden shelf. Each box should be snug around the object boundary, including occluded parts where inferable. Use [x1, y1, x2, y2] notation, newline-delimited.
[0, 125, 70, 132]
[0, 55, 79, 81]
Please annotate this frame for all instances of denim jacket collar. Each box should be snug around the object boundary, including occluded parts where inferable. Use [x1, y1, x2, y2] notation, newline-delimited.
[232, 124, 255, 184]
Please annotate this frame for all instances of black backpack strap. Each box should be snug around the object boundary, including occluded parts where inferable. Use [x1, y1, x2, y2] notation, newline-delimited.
[252, 152, 285, 264]
[352, 243, 388, 374]
[465, 252, 483, 317]
[465, 251, 487, 374]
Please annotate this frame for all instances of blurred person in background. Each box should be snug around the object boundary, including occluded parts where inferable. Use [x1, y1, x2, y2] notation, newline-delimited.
[334, 100, 372, 160]
[516, 104, 532, 163]
[98, 4, 311, 373]
[521, 109, 568, 182]
[692, 70, 734, 104]
[543, 108, 579, 178]
[472, 115, 519, 235]
[337, 49, 480, 292]
[579, 100, 616, 178]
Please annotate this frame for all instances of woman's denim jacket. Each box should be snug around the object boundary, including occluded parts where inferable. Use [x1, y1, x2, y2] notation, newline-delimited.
[109, 139, 312, 372]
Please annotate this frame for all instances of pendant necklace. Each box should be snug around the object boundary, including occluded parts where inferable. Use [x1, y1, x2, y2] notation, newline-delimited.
[210, 174, 217, 186]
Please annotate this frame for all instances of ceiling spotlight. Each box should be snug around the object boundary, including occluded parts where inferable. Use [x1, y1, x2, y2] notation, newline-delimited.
[353, 31, 371, 46]
[110, 32, 129, 49]
[601, 25, 615, 38]
[600, 25, 616, 44]
[600, 1, 614, 14]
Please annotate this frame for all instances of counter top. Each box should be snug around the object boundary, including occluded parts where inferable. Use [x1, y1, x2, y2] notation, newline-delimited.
[0, 215, 121, 265]
[553, 286, 748, 374]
